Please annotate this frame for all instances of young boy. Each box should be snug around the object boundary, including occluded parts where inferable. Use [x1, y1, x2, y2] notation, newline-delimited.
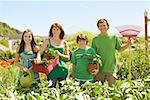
[92, 18, 132, 86]
[72, 33, 98, 85]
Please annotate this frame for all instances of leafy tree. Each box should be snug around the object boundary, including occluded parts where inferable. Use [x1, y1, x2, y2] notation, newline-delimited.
[0, 22, 21, 37]
[0, 38, 9, 47]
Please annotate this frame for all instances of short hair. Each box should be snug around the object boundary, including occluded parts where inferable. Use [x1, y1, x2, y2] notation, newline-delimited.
[97, 18, 109, 29]
[76, 33, 88, 44]
[49, 22, 65, 39]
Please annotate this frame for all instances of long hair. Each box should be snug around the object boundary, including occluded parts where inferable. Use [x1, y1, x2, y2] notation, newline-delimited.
[18, 29, 36, 53]
[49, 22, 65, 39]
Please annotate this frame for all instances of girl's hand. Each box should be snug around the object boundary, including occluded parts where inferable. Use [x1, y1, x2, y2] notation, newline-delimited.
[26, 68, 30, 72]
[34, 58, 41, 64]
[21, 67, 28, 72]
[26, 66, 33, 72]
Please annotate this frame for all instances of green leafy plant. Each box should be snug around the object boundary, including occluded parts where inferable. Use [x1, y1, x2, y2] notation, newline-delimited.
[117, 38, 150, 80]
[43, 49, 57, 59]
[40, 49, 58, 67]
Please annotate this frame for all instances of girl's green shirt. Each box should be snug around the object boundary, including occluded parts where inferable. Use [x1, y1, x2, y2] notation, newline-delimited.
[20, 51, 35, 68]
[20, 51, 39, 79]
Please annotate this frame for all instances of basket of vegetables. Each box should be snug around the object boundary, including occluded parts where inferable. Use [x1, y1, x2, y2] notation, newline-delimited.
[32, 49, 59, 75]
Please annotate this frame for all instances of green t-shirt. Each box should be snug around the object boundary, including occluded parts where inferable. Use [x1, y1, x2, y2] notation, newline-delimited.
[72, 47, 97, 81]
[92, 34, 121, 73]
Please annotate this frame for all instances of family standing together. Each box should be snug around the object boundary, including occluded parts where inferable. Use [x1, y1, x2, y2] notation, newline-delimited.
[15, 18, 132, 89]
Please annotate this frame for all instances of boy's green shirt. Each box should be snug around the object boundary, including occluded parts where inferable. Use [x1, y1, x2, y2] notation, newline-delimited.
[72, 47, 96, 81]
[92, 34, 122, 73]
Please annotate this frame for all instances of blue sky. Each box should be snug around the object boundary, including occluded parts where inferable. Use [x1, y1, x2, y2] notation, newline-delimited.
[0, 0, 149, 37]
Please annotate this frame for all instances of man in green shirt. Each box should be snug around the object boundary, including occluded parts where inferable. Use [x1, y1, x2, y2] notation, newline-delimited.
[92, 18, 132, 86]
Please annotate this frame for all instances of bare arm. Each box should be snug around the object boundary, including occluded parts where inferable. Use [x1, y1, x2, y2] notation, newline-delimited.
[35, 39, 49, 63]
[39, 39, 49, 55]
[72, 64, 75, 79]
[57, 40, 70, 61]
[33, 45, 40, 64]
[14, 48, 26, 70]
[118, 41, 132, 52]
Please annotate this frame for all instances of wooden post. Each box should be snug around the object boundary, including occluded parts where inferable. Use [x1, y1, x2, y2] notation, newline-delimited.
[144, 10, 148, 41]
[144, 10, 149, 68]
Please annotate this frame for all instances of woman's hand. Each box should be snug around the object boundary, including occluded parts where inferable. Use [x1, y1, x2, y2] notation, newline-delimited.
[56, 50, 62, 57]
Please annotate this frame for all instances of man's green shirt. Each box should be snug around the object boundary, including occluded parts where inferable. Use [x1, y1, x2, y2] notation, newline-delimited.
[92, 34, 121, 73]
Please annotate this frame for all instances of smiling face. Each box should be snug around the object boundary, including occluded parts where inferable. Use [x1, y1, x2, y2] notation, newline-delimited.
[23, 31, 33, 44]
[98, 20, 109, 33]
[76, 33, 88, 49]
[49, 23, 65, 39]
[18, 29, 36, 53]
[78, 39, 87, 49]
[97, 19, 109, 34]
[52, 26, 61, 38]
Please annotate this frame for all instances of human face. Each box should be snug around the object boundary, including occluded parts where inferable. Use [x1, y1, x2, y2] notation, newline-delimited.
[78, 40, 87, 49]
[98, 21, 109, 33]
[52, 26, 61, 37]
[23, 32, 32, 44]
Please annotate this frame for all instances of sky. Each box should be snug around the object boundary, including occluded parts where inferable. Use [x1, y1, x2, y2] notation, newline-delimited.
[0, 0, 149, 37]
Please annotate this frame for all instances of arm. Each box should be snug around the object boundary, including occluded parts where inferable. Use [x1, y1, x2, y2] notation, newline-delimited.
[33, 45, 41, 64]
[72, 64, 75, 80]
[71, 51, 76, 80]
[91, 39, 96, 50]
[35, 39, 49, 63]
[118, 41, 132, 52]
[39, 39, 49, 55]
[57, 40, 70, 61]
[14, 48, 27, 71]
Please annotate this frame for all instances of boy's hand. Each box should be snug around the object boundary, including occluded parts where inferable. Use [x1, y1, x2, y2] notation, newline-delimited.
[91, 69, 99, 76]
[72, 76, 75, 81]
